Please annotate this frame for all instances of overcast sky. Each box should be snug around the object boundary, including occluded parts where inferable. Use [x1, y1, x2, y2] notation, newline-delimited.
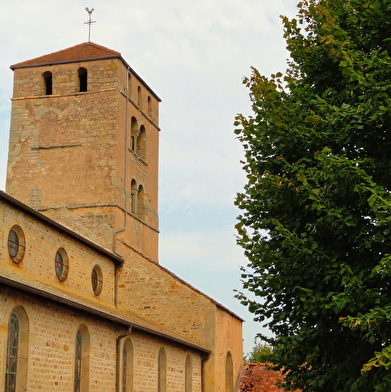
[0, 0, 299, 354]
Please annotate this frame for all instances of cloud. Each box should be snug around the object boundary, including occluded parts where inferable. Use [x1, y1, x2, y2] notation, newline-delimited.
[160, 224, 244, 270]
[0, 0, 299, 352]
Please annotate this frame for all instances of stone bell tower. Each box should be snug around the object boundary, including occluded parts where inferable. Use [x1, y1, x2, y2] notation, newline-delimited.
[6, 42, 161, 262]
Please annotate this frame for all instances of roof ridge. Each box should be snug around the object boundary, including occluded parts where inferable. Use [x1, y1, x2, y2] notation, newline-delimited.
[81, 41, 121, 56]
[10, 42, 122, 69]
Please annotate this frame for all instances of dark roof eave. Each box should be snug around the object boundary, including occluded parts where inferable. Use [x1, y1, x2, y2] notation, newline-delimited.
[10, 55, 120, 70]
[0, 191, 124, 267]
[0, 274, 212, 356]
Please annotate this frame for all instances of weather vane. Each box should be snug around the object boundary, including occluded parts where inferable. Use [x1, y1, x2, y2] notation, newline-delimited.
[85, 7, 96, 42]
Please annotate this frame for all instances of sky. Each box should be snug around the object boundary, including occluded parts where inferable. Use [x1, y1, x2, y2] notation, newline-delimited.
[0, 0, 299, 355]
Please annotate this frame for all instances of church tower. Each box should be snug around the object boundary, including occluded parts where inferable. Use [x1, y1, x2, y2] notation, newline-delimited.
[6, 42, 160, 262]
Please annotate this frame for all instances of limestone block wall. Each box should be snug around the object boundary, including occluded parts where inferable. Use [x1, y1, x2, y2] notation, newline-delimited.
[0, 287, 203, 392]
[214, 307, 243, 391]
[7, 90, 120, 208]
[117, 242, 216, 346]
[115, 95, 160, 236]
[3, 44, 243, 391]
[116, 241, 243, 391]
[12, 59, 123, 98]
[0, 198, 116, 303]
[7, 57, 160, 261]
[41, 206, 117, 252]
[116, 62, 160, 127]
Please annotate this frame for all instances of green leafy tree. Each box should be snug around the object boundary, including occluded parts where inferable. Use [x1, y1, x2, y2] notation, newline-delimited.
[235, 0, 391, 391]
[245, 340, 276, 363]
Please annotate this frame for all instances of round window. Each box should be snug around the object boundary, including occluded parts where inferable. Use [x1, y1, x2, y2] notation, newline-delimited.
[91, 265, 103, 295]
[55, 248, 69, 282]
[8, 225, 26, 263]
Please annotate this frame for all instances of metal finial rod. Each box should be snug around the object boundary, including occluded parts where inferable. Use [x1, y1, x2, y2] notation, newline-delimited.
[84, 7, 96, 42]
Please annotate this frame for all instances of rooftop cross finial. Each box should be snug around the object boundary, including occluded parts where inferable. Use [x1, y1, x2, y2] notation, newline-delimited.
[84, 7, 96, 42]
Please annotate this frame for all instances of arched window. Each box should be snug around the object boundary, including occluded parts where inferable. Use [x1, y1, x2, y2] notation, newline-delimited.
[122, 339, 134, 392]
[5, 307, 29, 392]
[42, 71, 53, 95]
[130, 117, 138, 152]
[225, 352, 233, 392]
[127, 72, 132, 99]
[185, 355, 193, 392]
[5, 313, 19, 392]
[137, 185, 145, 219]
[137, 86, 142, 108]
[158, 348, 167, 392]
[137, 125, 146, 160]
[74, 325, 90, 392]
[78, 67, 88, 92]
[147, 96, 152, 117]
[130, 179, 137, 215]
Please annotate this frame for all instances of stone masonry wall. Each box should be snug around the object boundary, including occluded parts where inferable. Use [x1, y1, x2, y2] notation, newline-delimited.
[214, 306, 244, 391]
[7, 57, 160, 261]
[116, 240, 243, 391]
[117, 241, 216, 347]
[0, 200, 116, 303]
[4, 45, 243, 392]
[0, 287, 203, 392]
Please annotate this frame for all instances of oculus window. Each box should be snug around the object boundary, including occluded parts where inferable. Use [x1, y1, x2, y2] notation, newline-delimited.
[91, 265, 103, 295]
[8, 225, 26, 263]
[55, 248, 69, 282]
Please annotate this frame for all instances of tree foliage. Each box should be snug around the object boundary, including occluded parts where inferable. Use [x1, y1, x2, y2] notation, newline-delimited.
[245, 340, 276, 363]
[235, 1, 391, 390]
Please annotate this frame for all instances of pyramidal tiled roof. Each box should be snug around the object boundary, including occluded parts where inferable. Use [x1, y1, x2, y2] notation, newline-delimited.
[11, 42, 122, 69]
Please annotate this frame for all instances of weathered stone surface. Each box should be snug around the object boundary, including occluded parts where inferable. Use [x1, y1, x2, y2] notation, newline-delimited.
[1, 42, 243, 392]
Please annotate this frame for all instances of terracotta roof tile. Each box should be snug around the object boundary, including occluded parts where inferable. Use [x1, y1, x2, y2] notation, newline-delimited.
[11, 42, 121, 69]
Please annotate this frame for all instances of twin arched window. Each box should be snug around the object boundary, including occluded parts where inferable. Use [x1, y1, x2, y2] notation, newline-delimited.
[147, 96, 152, 117]
[137, 86, 142, 108]
[130, 180, 145, 219]
[130, 117, 146, 160]
[127, 73, 132, 99]
[42, 67, 88, 96]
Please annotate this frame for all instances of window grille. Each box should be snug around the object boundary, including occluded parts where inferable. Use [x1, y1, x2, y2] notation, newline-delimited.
[7, 230, 19, 259]
[91, 265, 103, 295]
[5, 313, 19, 392]
[8, 225, 26, 263]
[74, 331, 82, 392]
[55, 248, 69, 281]
[122, 344, 128, 392]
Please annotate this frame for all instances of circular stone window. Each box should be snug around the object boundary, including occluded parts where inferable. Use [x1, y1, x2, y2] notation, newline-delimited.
[55, 248, 69, 282]
[8, 225, 26, 263]
[91, 265, 103, 295]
